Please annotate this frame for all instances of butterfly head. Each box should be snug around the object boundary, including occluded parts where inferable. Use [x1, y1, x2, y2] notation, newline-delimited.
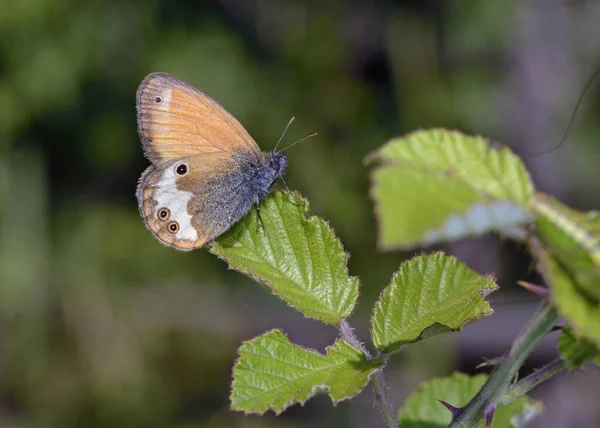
[250, 151, 287, 199]
[268, 151, 288, 178]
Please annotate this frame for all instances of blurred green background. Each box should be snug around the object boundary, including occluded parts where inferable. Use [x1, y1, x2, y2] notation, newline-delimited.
[1, 1, 600, 427]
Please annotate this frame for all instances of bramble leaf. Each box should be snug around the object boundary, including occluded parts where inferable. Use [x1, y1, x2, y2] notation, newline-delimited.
[531, 194, 600, 347]
[231, 329, 382, 414]
[367, 129, 534, 250]
[558, 326, 600, 369]
[531, 192, 600, 301]
[371, 253, 497, 354]
[539, 253, 600, 348]
[398, 373, 542, 428]
[211, 191, 359, 324]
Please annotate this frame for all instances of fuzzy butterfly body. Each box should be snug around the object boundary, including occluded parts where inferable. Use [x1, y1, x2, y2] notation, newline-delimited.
[136, 72, 287, 250]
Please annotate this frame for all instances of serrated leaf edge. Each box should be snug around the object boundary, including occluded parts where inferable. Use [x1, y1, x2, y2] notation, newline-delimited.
[366, 128, 522, 170]
[230, 328, 380, 415]
[366, 129, 534, 250]
[530, 192, 600, 265]
[371, 252, 498, 353]
[210, 190, 360, 325]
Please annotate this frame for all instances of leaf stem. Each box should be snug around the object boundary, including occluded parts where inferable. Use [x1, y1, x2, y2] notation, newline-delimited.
[339, 319, 396, 428]
[339, 319, 371, 357]
[449, 301, 559, 427]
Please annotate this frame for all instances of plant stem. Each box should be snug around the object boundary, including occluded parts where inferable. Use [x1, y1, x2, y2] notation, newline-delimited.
[498, 358, 565, 406]
[339, 319, 397, 428]
[339, 318, 371, 357]
[449, 301, 559, 427]
[370, 370, 396, 428]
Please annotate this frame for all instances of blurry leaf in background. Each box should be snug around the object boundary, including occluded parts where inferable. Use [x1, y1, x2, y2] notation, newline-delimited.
[558, 326, 600, 370]
[371, 253, 497, 354]
[367, 129, 534, 250]
[531, 192, 600, 302]
[53, 204, 218, 285]
[0, 152, 48, 308]
[540, 252, 600, 348]
[0, 82, 27, 146]
[398, 373, 542, 428]
[531, 193, 600, 347]
[212, 191, 359, 325]
[0, 151, 50, 378]
[84, 113, 135, 170]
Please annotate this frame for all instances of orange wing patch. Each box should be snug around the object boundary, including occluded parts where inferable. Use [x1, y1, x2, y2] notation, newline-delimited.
[137, 72, 260, 163]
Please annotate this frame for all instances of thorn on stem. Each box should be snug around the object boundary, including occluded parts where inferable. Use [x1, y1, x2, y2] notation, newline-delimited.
[485, 402, 496, 428]
[476, 354, 508, 369]
[517, 281, 550, 298]
[438, 399, 461, 418]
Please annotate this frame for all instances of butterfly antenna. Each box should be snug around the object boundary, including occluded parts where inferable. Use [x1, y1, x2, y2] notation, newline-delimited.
[281, 132, 318, 152]
[527, 65, 600, 157]
[274, 116, 295, 152]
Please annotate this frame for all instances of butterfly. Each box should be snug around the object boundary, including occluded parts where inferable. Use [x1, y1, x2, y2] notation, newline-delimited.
[135, 72, 291, 251]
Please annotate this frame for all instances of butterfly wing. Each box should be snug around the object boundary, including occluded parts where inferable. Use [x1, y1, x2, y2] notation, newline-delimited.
[137, 153, 257, 250]
[137, 72, 261, 163]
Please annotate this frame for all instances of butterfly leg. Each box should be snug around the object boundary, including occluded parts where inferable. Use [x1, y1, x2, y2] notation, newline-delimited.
[279, 175, 290, 192]
[254, 198, 267, 236]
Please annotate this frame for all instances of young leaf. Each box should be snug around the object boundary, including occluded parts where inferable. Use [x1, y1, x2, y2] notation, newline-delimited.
[531, 192, 600, 301]
[231, 329, 382, 415]
[540, 252, 600, 348]
[372, 253, 497, 354]
[211, 191, 359, 325]
[532, 194, 600, 347]
[367, 129, 534, 250]
[530, 193, 600, 262]
[398, 373, 542, 428]
[558, 326, 600, 369]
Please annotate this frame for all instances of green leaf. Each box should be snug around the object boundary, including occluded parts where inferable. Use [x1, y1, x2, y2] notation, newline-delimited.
[530, 192, 600, 302]
[367, 129, 534, 250]
[371, 253, 497, 353]
[540, 252, 600, 348]
[398, 373, 542, 428]
[558, 326, 600, 369]
[230, 329, 382, 415]
[211, 191, 359, 324]
[531, 193, 600, 347]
